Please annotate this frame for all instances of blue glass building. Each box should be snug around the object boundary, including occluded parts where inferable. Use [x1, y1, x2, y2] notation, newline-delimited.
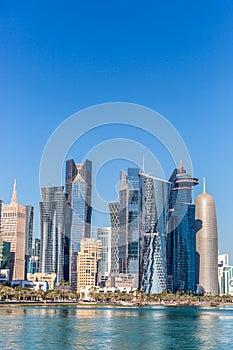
[127, 168, 140, 286]
[66, 159, 92, 290]
[166, 162, 198, 293]
[140, 174, 170, 294]
[40, 186, 70, 283]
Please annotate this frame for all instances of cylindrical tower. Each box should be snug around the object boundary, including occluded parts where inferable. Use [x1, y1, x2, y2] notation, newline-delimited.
[195, 184, 218, 295]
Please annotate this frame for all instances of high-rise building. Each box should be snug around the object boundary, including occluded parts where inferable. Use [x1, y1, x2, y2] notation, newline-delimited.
[218, 254, 229, 295]
[119, 170, 128, 273]
[0, 239, 11, 269]
[25, 206, 34, 257]
[109, 202, 120, 273]
[65, 159, 92, 290]
[97, 227, 111, 276]
[25, 205, 34, 276]
[166, 162, 198, 293]
[0, 199, 2, 229]
[34, 238, 41, 259]
[195, 182, 218, 295]
[39, 186, 70, 284]
[127, 168, 140, 285]
[77, 238, 101, 292]
[1, 181, 26, 280]
[140, 173, 170, 294]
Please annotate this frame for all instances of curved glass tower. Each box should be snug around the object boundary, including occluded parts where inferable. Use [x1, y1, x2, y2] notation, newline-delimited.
[166, 162, 198, 293]
[195, 182, 218, 295]
[140, 173, 170, 294]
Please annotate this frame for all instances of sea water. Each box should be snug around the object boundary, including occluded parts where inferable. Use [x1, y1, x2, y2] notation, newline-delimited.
[0, 305, 232, 349]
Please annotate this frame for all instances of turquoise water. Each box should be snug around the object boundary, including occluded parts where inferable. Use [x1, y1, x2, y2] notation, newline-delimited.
[0, 305, 233, 349]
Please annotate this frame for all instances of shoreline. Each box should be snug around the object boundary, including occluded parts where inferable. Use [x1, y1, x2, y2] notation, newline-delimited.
[0, 301, 232, 308]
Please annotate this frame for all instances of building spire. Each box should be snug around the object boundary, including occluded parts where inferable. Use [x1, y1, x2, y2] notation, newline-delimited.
[203, 177, 206, 193]
[11, 179, 18, 205]
[142, 155, 145, 174]
[178, 160, 184, 174]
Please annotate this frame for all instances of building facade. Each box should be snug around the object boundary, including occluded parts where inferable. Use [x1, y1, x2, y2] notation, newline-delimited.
[119, 170, 128, 274]
[166, 162, 198, 293]
[97, 227, 111, 277]
[1, 181, 26, 280]
[140, 174, 170, 294]
[195, 184, 219, 296]
[127, 168, 140, 285]
[109, 202, 120, 273]
[0, 239, 11, 270]
[65, 159, 92, 290]
[25, 205, 34, 275]
[39, 186, 70, 284]
[77, 238, 101, 292]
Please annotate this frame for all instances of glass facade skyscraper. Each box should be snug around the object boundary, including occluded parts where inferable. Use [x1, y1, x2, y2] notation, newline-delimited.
[97, 227, 111, 275]
[109, 202, 120, 273]
[40, 186, 70, 284]
[127, 168, 140, 286]
[119, 171, 128, 274]
[25, 205, 34, 276]
[140, 174, 170, 294]
[166, 162, 198, 293]
[65, 159, 92, 290]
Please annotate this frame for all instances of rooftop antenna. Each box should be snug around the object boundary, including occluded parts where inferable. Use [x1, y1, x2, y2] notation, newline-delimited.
[142, 155, 145, 173]
[203, 177, 206, 193]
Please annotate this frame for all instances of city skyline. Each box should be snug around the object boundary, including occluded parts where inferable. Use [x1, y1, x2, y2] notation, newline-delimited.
[0, 2, 233, 261]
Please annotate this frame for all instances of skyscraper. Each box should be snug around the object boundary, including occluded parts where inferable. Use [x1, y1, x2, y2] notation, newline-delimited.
[65, 159, 92, 290]
[109, 202, 120, 273]
[195, 181, 218, 295]
[1, 181, 26, 280]
[119, 170, 128, 273]
[166, 162, 198, 293]
[25, 206, 34, 257]
[0, 239, 11, 270]
[0, 199, 2, 229]
[97, 227, 111, 276]
[140, 173, 170, 294]
[25, 205, 34, 275]
[127, 168, 140, 286]
[39, 186, 70, 284]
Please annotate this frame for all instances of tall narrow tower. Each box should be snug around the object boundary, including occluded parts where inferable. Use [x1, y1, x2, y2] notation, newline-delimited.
[66, 159, 92, 290]
[195, 180, 218, 295]
[166, 162, 198, 293]
[1, 181, 26, 280]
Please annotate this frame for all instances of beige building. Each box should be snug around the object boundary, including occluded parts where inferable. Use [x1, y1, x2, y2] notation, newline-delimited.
[77, 238, 102, 292]
[27, 272, 57, 290]
[195, 181, 219, 295]
[1, 181, 26, 280]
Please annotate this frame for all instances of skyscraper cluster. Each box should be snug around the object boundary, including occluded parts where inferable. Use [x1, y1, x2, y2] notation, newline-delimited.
[0, 159, 219, 295]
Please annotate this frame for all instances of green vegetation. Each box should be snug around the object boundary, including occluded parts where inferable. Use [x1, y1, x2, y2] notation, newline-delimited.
[0, 284, 232, 305]
[0, 284, 80, 302]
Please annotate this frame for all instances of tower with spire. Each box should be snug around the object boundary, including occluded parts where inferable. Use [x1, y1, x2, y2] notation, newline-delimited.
[166, 161, 198, 293]
[195, 179, 219, 295]
[0, 181, 27, 280]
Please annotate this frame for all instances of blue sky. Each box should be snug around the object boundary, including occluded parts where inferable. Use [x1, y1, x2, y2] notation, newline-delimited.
[0, 1, 233, 259]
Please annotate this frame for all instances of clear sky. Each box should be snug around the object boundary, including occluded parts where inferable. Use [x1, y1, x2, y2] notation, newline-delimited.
[0, 1, 233, 259]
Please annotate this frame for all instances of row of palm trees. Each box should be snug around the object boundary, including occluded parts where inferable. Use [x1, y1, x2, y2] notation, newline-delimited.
[0, 284, 79, 302]
[1, 284, 233, 304]
[88, 288, 233, 304]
